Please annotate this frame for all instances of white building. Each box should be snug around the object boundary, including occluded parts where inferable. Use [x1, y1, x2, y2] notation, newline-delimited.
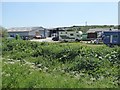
[7, 27, 47, 39]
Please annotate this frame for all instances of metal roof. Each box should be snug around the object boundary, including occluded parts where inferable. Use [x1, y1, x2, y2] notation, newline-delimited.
[104, 30, 120, 32]
[87, 28, 118, 33]
[7, 27, 45, 32]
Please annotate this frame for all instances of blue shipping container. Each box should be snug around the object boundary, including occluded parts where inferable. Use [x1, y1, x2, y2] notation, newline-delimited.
[103, 31, 120, 45]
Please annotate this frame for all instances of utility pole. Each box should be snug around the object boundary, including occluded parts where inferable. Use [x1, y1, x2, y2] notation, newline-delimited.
[85, 21, 88, 33]
[85, 21, 87, 26]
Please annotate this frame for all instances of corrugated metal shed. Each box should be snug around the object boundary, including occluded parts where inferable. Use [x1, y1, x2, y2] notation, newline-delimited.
[7, 27, 47, 39]
[7, 27, 45, 32]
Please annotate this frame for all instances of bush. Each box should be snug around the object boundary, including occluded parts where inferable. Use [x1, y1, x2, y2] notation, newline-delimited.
[2, 39, 120, 88]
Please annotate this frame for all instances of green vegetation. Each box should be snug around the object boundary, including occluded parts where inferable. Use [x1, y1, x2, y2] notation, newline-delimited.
[0, 26, 8, 38]
[69, 25, 116, 33]
[2, 39, 120, 88]
[15, 34, 21, 40]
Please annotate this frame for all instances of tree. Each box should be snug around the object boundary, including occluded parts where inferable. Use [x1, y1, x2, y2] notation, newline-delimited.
[15, 34, 21, 40]
[0, 26, 8, 37]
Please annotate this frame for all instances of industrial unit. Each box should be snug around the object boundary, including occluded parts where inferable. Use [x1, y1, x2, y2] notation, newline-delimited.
[7, 27, 68, 40]
[86, 28, 111, 40]
[103, 30, 120, 46]
[7, 27, 47, 39]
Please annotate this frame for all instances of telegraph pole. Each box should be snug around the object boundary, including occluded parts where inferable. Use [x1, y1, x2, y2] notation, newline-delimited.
[85, 21, 87, 26]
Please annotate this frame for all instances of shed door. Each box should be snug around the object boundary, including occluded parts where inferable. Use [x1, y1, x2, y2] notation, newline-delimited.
[104, 35, 110, 44]
[112, 35, 118, 44]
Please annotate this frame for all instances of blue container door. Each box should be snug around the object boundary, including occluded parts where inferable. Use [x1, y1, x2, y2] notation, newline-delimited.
[103, 35, 110, 44]
[112, 34, 118, 44]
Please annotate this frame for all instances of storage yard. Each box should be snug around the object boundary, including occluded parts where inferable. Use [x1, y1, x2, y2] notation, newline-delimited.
[6, 26, 120, 46]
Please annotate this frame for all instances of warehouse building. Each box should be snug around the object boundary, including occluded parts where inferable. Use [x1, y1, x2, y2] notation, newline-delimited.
[103, 30, 120, 46]
[86, 28, 117, 40]
[7, 27, 47, 39]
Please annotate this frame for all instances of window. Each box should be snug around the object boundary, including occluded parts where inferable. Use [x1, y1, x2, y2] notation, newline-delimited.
[113, 35, 118, 38]
[77, 35, 79, 37]
[10, 35, 14, 37]
[70, 34, 74, 36]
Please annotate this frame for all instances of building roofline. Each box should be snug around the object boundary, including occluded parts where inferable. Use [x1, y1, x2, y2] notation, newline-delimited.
[87, 28, 118, 33]
[7, 26, 45, 32]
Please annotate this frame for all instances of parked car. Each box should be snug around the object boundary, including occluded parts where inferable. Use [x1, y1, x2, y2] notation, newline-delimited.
[34, 35, 41, 39]
[52, 36, 59, 41]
